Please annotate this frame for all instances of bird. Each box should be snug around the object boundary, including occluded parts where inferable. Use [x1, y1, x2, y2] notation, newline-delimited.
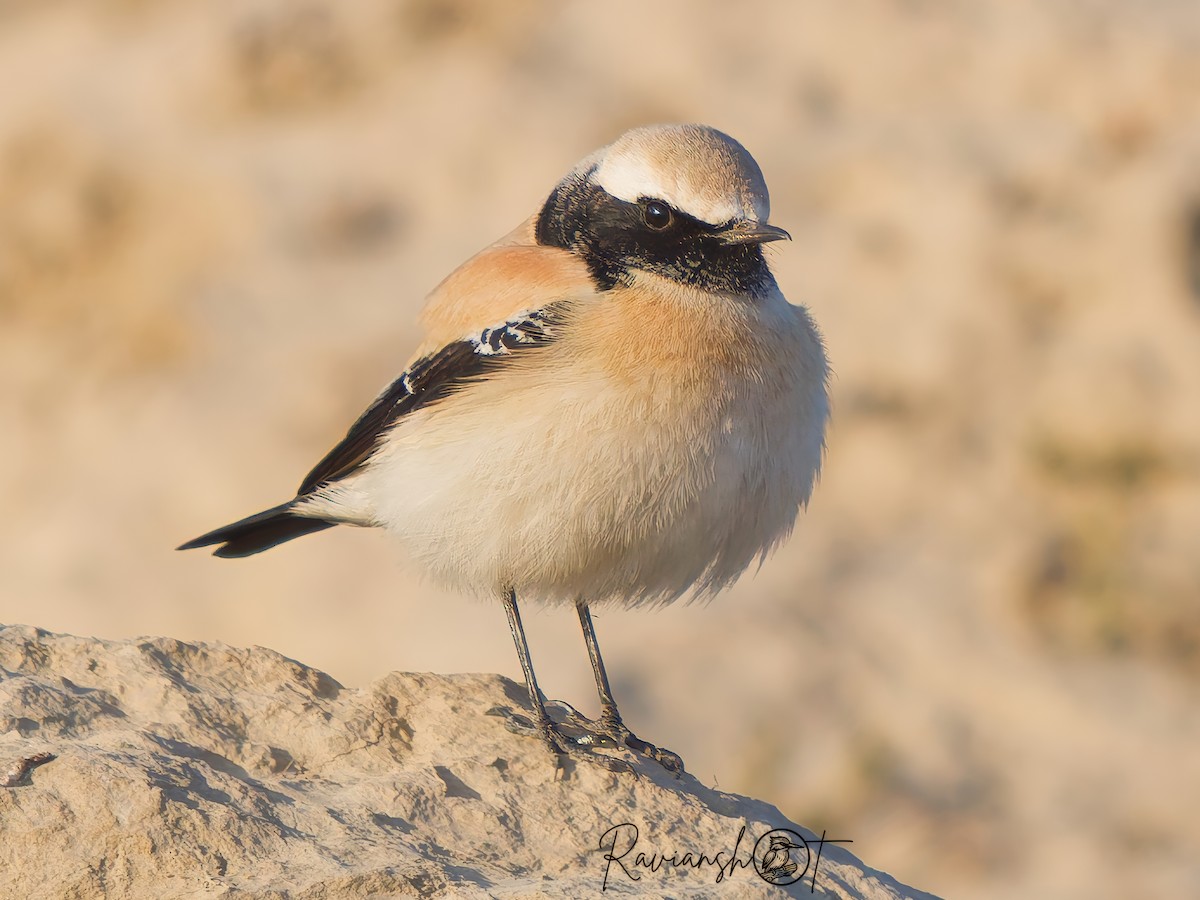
[759, 833, 804, 881]
[179, 123, 829, 775]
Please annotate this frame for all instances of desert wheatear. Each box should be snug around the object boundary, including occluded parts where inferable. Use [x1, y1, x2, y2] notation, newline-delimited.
[181, 124, 829, 774]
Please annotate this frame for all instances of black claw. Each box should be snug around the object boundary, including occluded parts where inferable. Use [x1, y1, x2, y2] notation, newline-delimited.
[540, 721, 636, 775]
[623, 733, 655, 755]
[487, 704, 636, 775]
[596, 717, 685, 775]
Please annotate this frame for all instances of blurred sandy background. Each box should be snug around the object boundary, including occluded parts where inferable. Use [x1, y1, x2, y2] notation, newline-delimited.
[3, 1, 1199, 897]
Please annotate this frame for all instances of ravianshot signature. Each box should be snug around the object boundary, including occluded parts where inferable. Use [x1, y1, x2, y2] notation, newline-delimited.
[597, 821, 852, 891]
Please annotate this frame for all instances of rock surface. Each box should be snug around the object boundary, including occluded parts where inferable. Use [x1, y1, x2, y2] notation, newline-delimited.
[0, 625, 935, 899]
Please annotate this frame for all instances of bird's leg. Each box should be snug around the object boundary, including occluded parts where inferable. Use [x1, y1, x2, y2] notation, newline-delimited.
[502, 588, 558, 745]
[576, 602, 684, 774]
[499, 589, 631, 774]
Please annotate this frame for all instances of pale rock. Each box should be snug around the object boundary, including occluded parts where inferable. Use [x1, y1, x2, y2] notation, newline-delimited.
[0, 625, 937, 899]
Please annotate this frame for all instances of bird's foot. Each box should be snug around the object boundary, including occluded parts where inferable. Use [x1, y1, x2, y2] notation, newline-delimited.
[485, 704, 635, 775]
[594, 714, 685, 775]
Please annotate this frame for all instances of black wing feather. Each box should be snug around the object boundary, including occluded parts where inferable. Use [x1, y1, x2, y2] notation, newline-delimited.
[176, 502, 336, 556]
[296, 307, 558, 495]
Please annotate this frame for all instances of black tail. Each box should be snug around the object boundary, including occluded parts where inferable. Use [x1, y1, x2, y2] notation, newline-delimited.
[177, 502, 337, 558]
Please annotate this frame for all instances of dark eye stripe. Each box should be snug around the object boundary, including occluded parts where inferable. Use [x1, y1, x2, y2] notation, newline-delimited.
[535, 176, 774, 295]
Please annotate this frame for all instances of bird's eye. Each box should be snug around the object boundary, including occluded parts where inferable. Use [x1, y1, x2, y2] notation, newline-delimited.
[643, 200, 673, 230]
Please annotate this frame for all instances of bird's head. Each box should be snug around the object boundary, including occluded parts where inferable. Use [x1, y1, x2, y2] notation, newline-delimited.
[535, 124, 789, 296]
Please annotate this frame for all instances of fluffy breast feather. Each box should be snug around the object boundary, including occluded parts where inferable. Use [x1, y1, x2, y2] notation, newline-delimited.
[355, 275, 828, 607]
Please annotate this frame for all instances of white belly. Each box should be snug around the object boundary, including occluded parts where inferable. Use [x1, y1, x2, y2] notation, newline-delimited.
[349, 338, 826, 607]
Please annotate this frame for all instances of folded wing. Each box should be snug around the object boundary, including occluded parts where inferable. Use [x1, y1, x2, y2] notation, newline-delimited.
[177, 306, 563, 557]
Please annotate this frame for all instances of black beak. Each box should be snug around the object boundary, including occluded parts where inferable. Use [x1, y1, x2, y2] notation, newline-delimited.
[715, 220, 792, 245]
